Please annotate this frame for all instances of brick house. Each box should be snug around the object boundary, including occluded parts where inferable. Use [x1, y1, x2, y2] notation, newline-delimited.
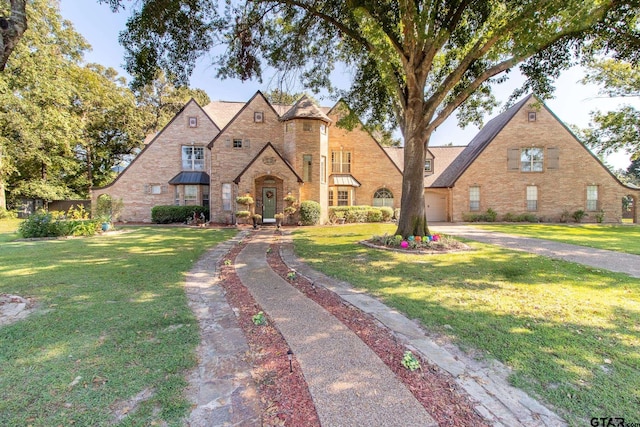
[92, 93, 639, 224]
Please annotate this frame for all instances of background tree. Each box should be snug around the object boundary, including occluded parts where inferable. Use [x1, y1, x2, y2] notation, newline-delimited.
[579, 59, 640, 161]
[106, 0, 638, 236]
[0, 0, 27, 71]
[135, 70, 211, 134]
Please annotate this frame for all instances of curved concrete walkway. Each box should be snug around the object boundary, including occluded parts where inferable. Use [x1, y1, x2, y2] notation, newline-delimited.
[431, 224, 640, 278]
[235, 230, 437, 427]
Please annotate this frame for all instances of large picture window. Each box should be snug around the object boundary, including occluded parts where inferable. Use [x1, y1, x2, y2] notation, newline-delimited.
[521, 148, 544, 172]
[182, 146, 204, 171]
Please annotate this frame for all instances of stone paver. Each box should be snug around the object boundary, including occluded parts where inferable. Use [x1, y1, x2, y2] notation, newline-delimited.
[280, 232, 566, 427]
[235, 230, 437, 427]
[184, 231, 262, 427]
[432, 224, 640, 278]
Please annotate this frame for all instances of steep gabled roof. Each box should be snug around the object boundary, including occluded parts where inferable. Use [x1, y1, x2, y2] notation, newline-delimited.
[279, 94, 332, 122]
[92, 98, 218, 191]
[202, 101, 245, 129]
[208, 91, 282, 149]
[431, 94, 534, 187]
[233, 142, 303, 184]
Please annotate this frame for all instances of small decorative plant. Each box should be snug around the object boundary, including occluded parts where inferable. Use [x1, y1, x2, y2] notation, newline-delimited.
[236, 195, 254, 207]
[252, 311, 267, 326]
[283, 194, 297, 204]
[595, 209, 605, 223]
[401, 350, 421, 371]
[287, 270, 296, 280]
[224, 259, 232, 266]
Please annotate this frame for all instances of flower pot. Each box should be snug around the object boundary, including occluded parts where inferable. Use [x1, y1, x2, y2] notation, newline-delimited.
[101, 222, 111, 232]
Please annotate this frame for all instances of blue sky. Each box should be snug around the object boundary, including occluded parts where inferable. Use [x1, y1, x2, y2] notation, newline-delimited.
[60, 0, 637, 169]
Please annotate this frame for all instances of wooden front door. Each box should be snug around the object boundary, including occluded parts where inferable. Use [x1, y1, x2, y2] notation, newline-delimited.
[262, 187, 276, 222]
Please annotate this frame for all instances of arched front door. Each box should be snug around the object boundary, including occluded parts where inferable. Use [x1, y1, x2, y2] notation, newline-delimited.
[262, 187, 277, 223]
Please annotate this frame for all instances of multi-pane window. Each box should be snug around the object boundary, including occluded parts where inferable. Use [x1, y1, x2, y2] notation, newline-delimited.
[521, 148, 544, 172]
[233, 139, 243, 148]
[526, 186, 538, 211]
[182, 146, 204, 171]
[184, 185, 198, 205]
[337, 189, 349, 206]
[373, 188, 394, 207]
[469, 186, 480, 211]
[331, 151, 351, 173]
[222, 183, 232, 211]
[303, 122, 312, 131]
[424, 159, 432, 172]
[587, 185, 598, 211]
[303, 154, 312, 182]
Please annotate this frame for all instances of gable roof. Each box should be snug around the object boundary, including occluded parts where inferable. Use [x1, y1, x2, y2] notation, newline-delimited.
[384, 145, 466, 187]
[431, 94, 534, 187]
[279, 94, 332, 122]
[202, 101, 245, 129]
[92, 98, 217, 191]
[208, 91, 282, 149]
[233, 142, 303, 184]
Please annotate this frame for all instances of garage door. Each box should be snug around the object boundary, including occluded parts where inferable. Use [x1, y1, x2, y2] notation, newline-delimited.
[425, 192, 447, 222]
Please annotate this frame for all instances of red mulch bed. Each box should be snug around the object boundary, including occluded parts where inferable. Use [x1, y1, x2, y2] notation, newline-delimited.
[219, 231, 489, 426]
[266, 238, 489, 426]
[218, 238, 321, 426]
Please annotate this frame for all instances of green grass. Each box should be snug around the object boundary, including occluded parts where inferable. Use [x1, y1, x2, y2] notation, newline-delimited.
[474, 223, 640, 255]
[0, 218, 21, 242]
[0, 226, 237, 426]
[292, 224, 640, 426]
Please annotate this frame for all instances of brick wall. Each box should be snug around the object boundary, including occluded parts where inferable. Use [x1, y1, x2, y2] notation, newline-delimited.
[452, 102, 637, 223]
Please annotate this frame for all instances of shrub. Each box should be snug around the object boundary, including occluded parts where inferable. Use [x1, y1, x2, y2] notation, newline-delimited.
[572, 209, 587, 223]
[299, 200, 321, 225]
[502, 212, 517, 222]
[366, 209, 383, 222]
[485, 208, 498, 222]
[516, 213, 538, 222]
[560, 209, 571, 223]
[151, 205, 209, 224]
[393, 208, 401, 220]
[18, 210, 100, 238]
[379, 206, 394, 221]
[0, 207, 17, 220]
[235, 210, 251, 219]
[235, 196, 254, 206]
[95, 194, 124, 222]
[463, 208, 498, 222]
[595, 209, 605, 223]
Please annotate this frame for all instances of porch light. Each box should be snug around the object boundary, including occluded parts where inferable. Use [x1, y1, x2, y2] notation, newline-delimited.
[287, 349, 293, 373]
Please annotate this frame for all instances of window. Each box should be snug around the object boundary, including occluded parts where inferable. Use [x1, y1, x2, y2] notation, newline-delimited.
[424, 159, 432, 173]
[328, 190, 333, 206]
[184, 185, 198, 205]
[233, 139, 243, 149]
[151, 185, 162, 195]
[303, 122, 312, 132]
[303, 154, 312, 182]
[320, 156, 327, 184]
[521, 148, 543, 172]
[222, 183, 232, 211]
[254, 111, 264, 123]
[526, 186, 538, 211]
[587, 185, 598, 211]
[202, 185, 209, 208]
[469, 186, 480, 211]
[373, 188, 394, 207]
[337, 189, 349, 206]
[320, 124, 327, 134]
[189, 117, 198, 127]
[175, 187, 180, 205]
[331, 151, 351, 173]
[528, 112, 537, 122]
[182, 146, 204, 171]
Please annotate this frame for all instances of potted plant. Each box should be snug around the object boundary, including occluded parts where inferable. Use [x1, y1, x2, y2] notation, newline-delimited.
[252, 213, 262, 229]
[274, 213, 284, 229]
[235, 210, 251, 224]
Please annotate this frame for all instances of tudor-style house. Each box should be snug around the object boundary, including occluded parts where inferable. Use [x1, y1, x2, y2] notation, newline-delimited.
[92, 92, 639, 224]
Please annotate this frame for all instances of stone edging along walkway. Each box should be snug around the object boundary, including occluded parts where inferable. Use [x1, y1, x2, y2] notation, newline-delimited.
[278, 231, 566, 427]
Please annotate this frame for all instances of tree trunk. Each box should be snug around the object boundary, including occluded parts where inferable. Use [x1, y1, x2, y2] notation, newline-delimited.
[0, 0, 28, 72]
[0, 181, 6, 211]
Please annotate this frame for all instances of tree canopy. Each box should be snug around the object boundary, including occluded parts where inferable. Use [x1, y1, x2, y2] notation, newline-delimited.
[579, 59, 640, 162]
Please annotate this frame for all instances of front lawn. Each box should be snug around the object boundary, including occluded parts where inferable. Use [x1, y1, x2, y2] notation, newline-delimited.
[0, 226, 237, 426]
[292, 224, 640, 426]
[474, 223, 640, 255]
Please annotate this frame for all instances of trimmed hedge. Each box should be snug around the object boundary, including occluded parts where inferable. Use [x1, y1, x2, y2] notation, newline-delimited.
[18, 210, 101, 238]
[329, 206, 391, 224]
[299, 200, 321, 225]
[151, 205, 209, 224]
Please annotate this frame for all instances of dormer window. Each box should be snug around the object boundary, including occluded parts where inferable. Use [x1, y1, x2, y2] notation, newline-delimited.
[424, 159, 432, 173]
